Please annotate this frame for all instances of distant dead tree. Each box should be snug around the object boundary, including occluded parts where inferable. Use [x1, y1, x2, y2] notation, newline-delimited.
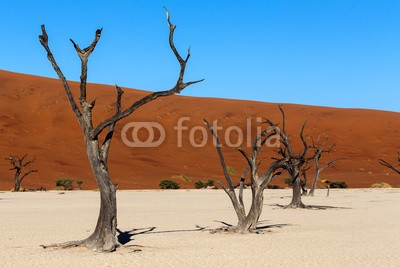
[5, 154, 38, 192]
[308, 137, 340, 197]
[264, 106, 318, 208]
[204, 119, 285, 233]
[379, 153, 400, 175]
[39, 8, 202, 252]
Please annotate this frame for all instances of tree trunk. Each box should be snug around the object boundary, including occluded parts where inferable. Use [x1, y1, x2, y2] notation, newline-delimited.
[301, 177, 308, 196]
[288, 176, 307, 208]
[14, 180, 21, 192]
[14, 170, 21, 192]
[309, 170, 320, 197]
[83, 140, 118, 252]
[236, 184, 264, 232]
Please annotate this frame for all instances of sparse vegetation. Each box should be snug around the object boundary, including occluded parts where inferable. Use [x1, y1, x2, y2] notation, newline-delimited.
[55, 179, 74, 190]
[371, 182, 392, 188]
[76, 180, 84, 190]
[194, 179, 217, 189]
[227, 166, 238, 176]
[159, 180, 180, 189]
[325, 180, 348, 188]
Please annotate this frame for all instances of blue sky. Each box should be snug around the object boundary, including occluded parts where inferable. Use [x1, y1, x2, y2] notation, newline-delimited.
[1, 0, 399, 112]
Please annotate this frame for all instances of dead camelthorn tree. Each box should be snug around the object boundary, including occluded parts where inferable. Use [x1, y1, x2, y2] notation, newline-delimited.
[379, 153, 400, 175]
[39, 9, 203, 252]
[264, 106, 317, 208]
[204, 119, 285, 233]
[5, 154, 38, 192]
[308, 137, 340, 197]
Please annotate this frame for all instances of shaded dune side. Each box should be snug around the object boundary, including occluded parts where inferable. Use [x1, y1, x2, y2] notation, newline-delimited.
[0, 70, 399, 189]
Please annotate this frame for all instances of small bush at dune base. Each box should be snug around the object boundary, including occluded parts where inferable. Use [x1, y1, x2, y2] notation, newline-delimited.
[76, 180, 84, 190]
[371, 182, 392, 188]
[159, 180, 180, 189]
[55, 179, 74, 190]
[326, 180, 348, 188]
[194, 179, 217, 189]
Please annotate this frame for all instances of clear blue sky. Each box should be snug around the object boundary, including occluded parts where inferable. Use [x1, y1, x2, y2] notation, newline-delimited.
[1, 0, 399, 112]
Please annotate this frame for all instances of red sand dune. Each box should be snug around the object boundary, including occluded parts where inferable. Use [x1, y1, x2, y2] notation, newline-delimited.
[0, 70, 399, 190]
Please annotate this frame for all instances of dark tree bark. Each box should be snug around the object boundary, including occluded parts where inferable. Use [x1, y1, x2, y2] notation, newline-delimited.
[205, 119, 285, 233]
[5, 155, 38, 192]
[379, 153, 400, 175]
[300, 164, 310, 196]
[289, 175, 307, 208]
[39, 8, 202, 252]
[308, 138, 340, 197]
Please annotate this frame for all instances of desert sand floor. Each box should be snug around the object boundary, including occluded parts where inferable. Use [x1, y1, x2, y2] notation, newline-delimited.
[0, 188, 399, 266]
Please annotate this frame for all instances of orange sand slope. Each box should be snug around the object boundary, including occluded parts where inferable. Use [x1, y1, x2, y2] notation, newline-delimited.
[0, 70, 399, 189]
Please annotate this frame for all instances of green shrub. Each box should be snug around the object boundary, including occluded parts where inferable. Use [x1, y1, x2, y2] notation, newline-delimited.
[326, 180, 347, 188]
[76, 180, 84, 190]
[194, 180, 205, 189]
[159, 180, 180, 189]
[205, 179, 215, 187]
[55, 179, 74, 190]
[194, 179, 217, 189]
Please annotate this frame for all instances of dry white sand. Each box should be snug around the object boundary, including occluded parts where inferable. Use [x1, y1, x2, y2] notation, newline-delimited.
[0, 188, 399, 266]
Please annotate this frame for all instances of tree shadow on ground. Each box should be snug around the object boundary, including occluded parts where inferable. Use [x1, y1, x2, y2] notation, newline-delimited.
[117, 225, 207, 245]
[269, 204, 351, 210]
[213, 220, 293, 232]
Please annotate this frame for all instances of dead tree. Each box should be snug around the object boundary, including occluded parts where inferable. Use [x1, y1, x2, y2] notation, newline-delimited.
[379, 153, 400, 175]
[308, 137, 340, 197]
[5, 154, 38, 192]
[265, 106, 316, 208]
[204, 119, 285, 233]
[39, 9, 202, 252]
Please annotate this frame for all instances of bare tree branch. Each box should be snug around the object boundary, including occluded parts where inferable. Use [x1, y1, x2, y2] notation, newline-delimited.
[379, 156, 400, 175]
[19, 170, 39, 183]
[100, 85, 124, 162]
[91, 10, 204, 139]
[70, 28, 103, 106]
[204, 119, 235, 191]
[320, 158, 341, 173]
[238, 165, 250, 210]
[237, 148, 252, 170]
[299, 121, 309, 158]
[39, 25, 82, 119]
